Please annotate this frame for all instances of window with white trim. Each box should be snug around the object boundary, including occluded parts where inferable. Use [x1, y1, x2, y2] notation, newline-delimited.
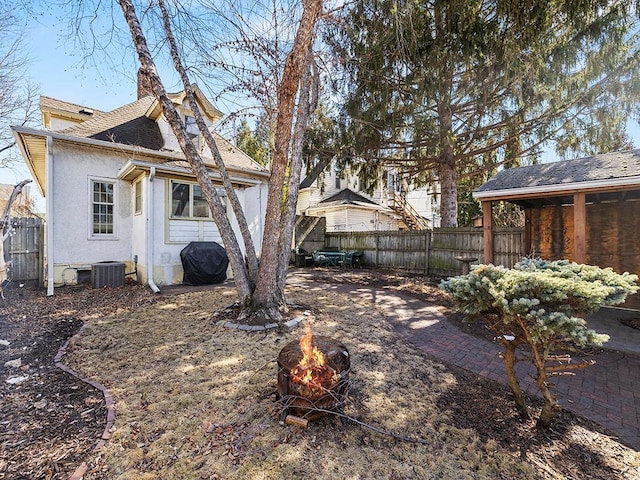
[170, 181, 226, 219]
[134, 180, 142, 215]
[185, 114, 200, 149]
[91, 180, 115, 236]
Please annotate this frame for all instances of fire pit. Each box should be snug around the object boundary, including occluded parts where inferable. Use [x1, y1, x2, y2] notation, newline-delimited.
[276, 328, 350, 425]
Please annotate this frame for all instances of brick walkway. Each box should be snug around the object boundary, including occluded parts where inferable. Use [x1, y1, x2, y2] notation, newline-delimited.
[288, 273, 640, 451]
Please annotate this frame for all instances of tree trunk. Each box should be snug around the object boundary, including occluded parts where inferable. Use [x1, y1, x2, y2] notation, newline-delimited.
[276, 54, 316, 290]
[119, 0, 323, 324]
[439, 160, 458, 227]
[532, 348, 559, 429]
[157, 0, 260, 286]
[500, 338, 530, 419]
[118, 0, 254, 303]
[251, 0, 323, 322]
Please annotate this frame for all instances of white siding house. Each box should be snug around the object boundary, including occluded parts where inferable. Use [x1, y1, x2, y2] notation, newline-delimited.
[13, 83, 269, 292]
[297, 159, 439, 232]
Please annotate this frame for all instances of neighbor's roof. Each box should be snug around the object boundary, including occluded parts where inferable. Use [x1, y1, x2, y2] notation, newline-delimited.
[474, 149, 640, 203]
[305, 188, 390, 213]
[319, 188, 377, 206]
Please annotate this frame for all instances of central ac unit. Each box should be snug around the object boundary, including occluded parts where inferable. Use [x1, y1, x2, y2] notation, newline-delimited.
[92, 261, 125, 288]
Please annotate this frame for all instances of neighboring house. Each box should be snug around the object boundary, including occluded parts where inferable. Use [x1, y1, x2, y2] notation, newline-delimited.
[12, 76, 269, 293]
[474, 149, 640, 309]
[296, 159, 439, 235]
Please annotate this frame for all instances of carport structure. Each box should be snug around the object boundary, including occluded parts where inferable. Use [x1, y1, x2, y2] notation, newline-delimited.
[474, 149, 640, 309]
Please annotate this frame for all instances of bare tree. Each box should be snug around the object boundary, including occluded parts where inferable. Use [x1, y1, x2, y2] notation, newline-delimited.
[0, 6, 38, 165]
[115, 0, 322, 323]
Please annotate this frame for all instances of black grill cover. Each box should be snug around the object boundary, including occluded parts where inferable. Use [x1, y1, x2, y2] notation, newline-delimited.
[180, 242, 229, 285]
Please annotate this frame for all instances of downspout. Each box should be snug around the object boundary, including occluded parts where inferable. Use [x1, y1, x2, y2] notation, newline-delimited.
[46, 135, 54, 296]
[146, 167, 160, 293]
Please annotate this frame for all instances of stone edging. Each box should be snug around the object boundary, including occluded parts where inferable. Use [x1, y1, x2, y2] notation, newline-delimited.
[219, 315, 303, 331]
[217, 315, 303, 332]
[54, 323, 116, 480]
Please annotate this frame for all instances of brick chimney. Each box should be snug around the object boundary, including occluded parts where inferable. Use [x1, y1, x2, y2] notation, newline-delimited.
[137, 68, 153, 99]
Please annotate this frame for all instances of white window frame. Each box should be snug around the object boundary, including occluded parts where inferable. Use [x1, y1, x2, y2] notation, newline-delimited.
[185, 114, 200, 150]
[134, 179, 143, 215]
[169, 180, 227, 220]
[88, 177, 117, 240]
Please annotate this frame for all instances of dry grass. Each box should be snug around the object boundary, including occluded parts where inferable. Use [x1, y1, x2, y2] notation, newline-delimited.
[63, 278, 640, 479]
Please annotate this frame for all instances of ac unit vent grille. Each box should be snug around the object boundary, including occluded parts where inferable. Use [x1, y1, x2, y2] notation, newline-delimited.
[92, 261, 125, 288]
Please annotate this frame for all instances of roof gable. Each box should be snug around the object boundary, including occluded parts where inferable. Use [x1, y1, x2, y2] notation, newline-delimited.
[319, 188, 378, 206]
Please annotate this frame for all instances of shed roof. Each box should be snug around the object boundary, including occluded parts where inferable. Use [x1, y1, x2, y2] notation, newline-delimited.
[474, 149, 640, 205]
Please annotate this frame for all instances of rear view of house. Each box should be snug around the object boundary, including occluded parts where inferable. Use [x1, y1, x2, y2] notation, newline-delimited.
[12, 76, 269, 293]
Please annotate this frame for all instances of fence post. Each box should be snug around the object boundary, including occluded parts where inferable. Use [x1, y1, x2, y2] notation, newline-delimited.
[425, 230, 431, 275]
[375, 233, 379, 267]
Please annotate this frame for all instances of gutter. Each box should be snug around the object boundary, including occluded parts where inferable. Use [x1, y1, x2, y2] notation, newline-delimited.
[12, 125, 270, 184]
[146, 167, 160, 293]
[46, 135, 54, 296]
[473, 175, 640, 200]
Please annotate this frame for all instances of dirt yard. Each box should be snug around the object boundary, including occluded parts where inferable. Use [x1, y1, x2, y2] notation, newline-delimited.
[1, 269, 639, 479]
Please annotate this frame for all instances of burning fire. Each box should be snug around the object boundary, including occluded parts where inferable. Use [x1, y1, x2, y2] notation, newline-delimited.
[290, 325, 339, 390]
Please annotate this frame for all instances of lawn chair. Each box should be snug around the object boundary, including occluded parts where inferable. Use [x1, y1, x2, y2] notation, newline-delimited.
[294, 247, 314, 267]
[339, 251, 354, 268]
[352, 251, 364, 268]
[312, 251, 329, 267]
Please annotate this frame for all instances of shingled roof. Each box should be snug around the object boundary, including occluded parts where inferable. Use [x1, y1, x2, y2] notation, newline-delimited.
[40, 96, 104, 118]
[59, 96, 163, 150]
[318, 188, 378, 206]
[475, 149, 640, 201]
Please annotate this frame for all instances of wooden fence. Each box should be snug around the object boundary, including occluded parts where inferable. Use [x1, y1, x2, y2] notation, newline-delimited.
[3, 217, 44, 287]
[325, 227, 525, 276]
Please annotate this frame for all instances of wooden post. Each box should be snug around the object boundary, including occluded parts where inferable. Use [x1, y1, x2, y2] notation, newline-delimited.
[573, 192, 586, 263]
[482, 201, 493, 264]
[524, 209, 532, 257]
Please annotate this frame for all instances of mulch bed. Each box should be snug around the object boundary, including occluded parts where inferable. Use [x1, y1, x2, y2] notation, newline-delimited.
[0, 283, 156, 479]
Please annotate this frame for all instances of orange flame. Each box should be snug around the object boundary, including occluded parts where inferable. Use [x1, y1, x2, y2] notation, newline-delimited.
[290, 325, 332, 388]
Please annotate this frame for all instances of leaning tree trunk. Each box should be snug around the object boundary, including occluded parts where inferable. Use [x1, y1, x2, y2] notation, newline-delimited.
[118, 0, 254, 303]
[157, 0, 260, 286]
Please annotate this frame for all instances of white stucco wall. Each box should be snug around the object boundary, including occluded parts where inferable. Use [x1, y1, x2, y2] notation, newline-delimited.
[147, 179, 268, 286]
[51, 142, 134, 285]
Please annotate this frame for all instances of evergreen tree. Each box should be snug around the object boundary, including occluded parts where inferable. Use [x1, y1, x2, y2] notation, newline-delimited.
[442, 259, 638, 428]
[236, 120, 270, 166]
[328, 0, 640, 226]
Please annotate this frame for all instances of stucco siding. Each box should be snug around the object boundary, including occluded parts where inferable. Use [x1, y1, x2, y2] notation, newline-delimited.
[51, 143, 133, 285]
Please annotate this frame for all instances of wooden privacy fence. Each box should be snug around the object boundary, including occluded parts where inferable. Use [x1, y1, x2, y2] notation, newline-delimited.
[325, 227, 525, 276]
[3, 217, 44, 287]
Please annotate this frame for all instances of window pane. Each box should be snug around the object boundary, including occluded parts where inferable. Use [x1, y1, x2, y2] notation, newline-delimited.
[172, 182, 190, 217]
[134, 181, 142, 214]
[192, 185, 210, 218]
[92, 181, 115, 235]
